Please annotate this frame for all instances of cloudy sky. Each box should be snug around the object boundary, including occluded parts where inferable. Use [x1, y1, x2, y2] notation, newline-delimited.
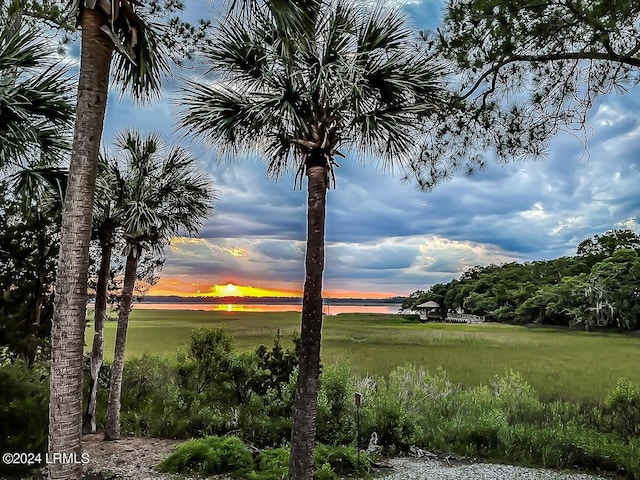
[94, 0, 639, 298]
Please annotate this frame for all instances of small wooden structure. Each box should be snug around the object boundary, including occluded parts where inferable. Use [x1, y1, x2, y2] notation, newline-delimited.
[415, 301, 443, 322]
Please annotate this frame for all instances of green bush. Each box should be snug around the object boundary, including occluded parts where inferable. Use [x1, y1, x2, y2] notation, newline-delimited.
[184, 328, 235, 402]
[363, 366, 455, 450]
[248, 447, 289, 480]
[491, 370, 543, 424]
[157, 436, 253, 477]
[119, 354, 232, 439]
[120, 354, 175, 413]
[317, 364, 356, 445]
[0, 361, 49, 475]
[159, 440, 372, 480]
[237, 395, 292, 447]
[606, 378, 640, 438]
[314, 444, 370, 478]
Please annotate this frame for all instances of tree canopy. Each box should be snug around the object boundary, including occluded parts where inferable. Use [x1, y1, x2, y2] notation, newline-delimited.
[410, 0, 640, 188]
[403, 229, 640, 330]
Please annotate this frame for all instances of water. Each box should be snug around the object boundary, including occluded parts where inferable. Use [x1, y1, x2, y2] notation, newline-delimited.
[133, 302, 402, 315]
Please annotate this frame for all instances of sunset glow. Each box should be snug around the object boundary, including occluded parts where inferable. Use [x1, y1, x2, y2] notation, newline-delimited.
[147, 276, 398, 299]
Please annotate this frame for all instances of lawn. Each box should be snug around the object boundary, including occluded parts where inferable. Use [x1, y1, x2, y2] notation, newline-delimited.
[87, 309, 640, 403]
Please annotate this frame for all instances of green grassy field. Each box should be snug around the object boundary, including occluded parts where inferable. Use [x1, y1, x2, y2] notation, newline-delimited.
[88, 309, 640, 402]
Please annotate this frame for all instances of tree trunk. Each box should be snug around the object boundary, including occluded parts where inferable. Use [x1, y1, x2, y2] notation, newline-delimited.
[83, 236, 114, 434]
[288, 164, 327, 480]
[49, 9, 112, 480]
[104, 247, 139, 440]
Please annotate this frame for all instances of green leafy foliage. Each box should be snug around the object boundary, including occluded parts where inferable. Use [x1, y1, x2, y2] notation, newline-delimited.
[313, 444, 370, 479]
[0, 361, 49, 475]
[606, 379, 640, 438]
[317, 364, 356, 445]
[116, 330, 299, 443]
[0, 183, 60, 364]
[157, 436, 253, 477]
[0, 19, 73, 167]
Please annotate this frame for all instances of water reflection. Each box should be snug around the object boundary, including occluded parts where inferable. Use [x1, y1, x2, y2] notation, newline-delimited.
[133, 303, 401, 315]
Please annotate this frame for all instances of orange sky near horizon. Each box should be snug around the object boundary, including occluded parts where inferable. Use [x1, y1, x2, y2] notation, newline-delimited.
[148, 277, 399, 299]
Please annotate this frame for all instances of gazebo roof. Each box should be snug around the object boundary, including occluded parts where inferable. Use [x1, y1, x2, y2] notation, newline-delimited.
[415, 301, 440, 308]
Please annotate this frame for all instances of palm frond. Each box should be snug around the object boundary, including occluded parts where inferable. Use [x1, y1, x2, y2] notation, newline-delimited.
[8, 165, 68, 200]
[0, 21, 74, 168]
[178, 78, 258, 152]
[356, 4, 411, 53]
[111, 16, 170, 103]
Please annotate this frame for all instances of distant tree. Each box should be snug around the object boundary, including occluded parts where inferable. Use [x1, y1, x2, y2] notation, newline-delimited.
[577, 229, 640, 260]
[178, 2, 448, 476]
[102, 130, 214, 441]
[404, 231, 639, 329]
[410, 0, 640, 188]
[583, 249, 640, 329]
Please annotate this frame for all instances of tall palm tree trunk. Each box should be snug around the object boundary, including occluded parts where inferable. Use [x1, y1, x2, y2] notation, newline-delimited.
[83, 238, 114, 434]
[49, 9, 113, 480]
[104, 248, 139, 440]
[288, 164, 327, 480]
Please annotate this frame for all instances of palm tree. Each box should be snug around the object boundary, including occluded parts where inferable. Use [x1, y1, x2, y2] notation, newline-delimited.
[82, 156, 123, 434]
[101, 130, 214, 440]
[48, 3, 168, 478]
[177, 2, 448, 478]
[0, 19, 73, 169]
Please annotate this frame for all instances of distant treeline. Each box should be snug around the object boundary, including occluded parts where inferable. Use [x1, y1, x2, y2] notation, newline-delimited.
[403, 229, 640, 330]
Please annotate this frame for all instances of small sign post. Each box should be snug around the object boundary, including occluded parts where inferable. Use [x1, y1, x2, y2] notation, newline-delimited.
[355, 392, 363, 465]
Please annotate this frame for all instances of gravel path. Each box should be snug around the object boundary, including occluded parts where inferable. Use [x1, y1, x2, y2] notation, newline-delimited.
[381, 457, 610, 480]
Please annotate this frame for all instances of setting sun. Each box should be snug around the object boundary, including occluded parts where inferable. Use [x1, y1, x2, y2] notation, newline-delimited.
[224, 283, 238, 295]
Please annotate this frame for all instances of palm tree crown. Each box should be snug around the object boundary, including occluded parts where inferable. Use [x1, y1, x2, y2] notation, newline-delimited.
[179, 0, 448, 183]
[108, 130, 215, 250]
[0, 20, 74, 169]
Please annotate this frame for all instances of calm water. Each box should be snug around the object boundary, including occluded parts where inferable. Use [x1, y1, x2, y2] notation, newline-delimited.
[134, 303, 402, 315]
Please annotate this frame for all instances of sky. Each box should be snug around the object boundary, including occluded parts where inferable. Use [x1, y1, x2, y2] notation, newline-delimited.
[89, 0, 640, 298]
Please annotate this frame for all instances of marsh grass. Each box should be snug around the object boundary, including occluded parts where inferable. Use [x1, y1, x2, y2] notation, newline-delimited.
[87, 310, 640, 402]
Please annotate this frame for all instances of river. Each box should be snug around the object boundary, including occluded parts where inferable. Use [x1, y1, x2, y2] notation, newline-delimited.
[133, 302, 403, 315]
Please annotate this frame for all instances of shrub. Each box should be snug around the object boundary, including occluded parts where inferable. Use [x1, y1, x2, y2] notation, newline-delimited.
[120, 354, 175, 414]
[249, 447, 289, 480]
[157, 436, 253, 477]
[314, 444, 370, 478]
[606, 378, 640, 438]
[362, 375, 417, 449]
[237, 395, 292, 447]
[317, 364, 356, 445]
[491, 370, 543, 424]
[0, 361, 49, 475]
[186, 328, 235, 400]
[251, 331, 299, 402]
